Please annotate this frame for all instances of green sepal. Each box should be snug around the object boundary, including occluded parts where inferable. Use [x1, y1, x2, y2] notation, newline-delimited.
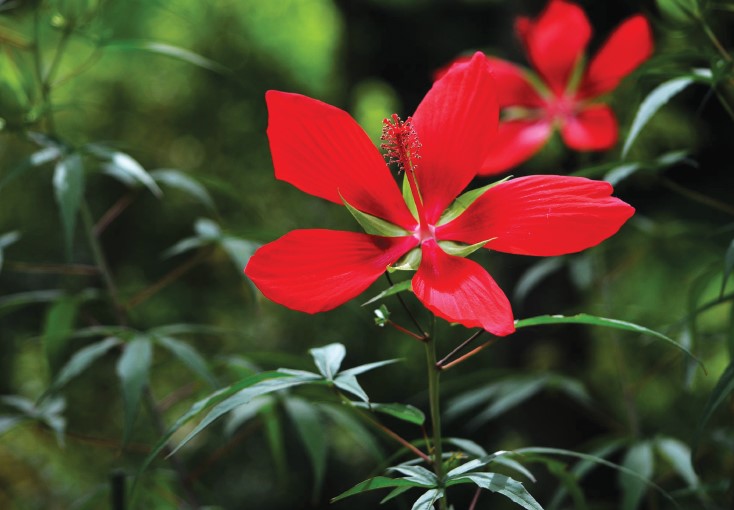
[340, 193, 410, 237]
[388, 247, 421, 271]
[439, 238, 494, 257]
[401, 173, 419, 220]
[437, 176, 512, 226]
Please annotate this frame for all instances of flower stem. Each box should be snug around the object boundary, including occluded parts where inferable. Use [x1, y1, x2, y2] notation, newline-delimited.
[424, 337, 447, 510]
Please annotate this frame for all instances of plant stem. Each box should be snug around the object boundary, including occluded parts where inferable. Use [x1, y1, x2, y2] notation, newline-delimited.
[424, 337, 447, 510]
[385, 272, 427, 338]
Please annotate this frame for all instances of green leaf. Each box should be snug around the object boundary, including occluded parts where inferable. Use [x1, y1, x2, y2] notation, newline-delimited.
[283, 397, 328, 501]
[437, 176, 512, 226]
[446, 451, 511, 478]
[150, 169, 214, 209]
[514, 314, 703, 368]
[603, 163, 641, 186]
[362, 280, 412, 306]
[261, 399, 287, 482]
[155, 336, 218, 389]
[42, 296, 80, 374]
[115, 336, 153, 443]
[445, 437, 488, 458]
[655, 437, 699, 487]
[374, 304, 391, 327]
[352, 402, 425, 425]
[318, 403, 384, 461]
[0, 230, 20, 274]
[695, 360, 734, 449]
[438, 238, 493, 257]
[103, 40, 229, 74]
[341, 194, 410, 237]
[619, 441, 655, 510]
[516, 447, 678, 507]
[721, 238, 734, 297]
[169, 372, 320, 456]
[448, 473, 542, 510]
[332, 476, 432, 503]
[402, 173, 418, 220]
[334, 374, 369, 402]
[309, 343, 345, 380]
[223, 395, 273, 436]
[514, 257, 565, 303]
[389, 248, 422, 272]
[389, 465, 438, 485]
[49, 337, 121, 393]
[0, 147, 60, 193]
[220, 236, 259, 274]
[494, 457, 537, 483]
[101, 151, 162, 197]
[622, 75, 707, 158]
[412, 488, 444, 510]
[0, 416, 25, 435]
[53, 153, 85, 258]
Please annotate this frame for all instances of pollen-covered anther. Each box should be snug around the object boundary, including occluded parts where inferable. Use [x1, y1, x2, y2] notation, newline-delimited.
[380, 113, 421, 173]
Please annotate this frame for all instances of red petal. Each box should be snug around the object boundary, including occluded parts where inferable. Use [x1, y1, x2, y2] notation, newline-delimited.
[436, 175, 634, 256]
[411, 52, 499, 225]
[487, 57, 545, 108]
[517, 0, 591, 95]
[561, 105, 618, 150]
[579, 15, 653, 98]
[479, 119, 552, 175]
[266, 91, 417, 230]
[413, 240, 515, 336]
[245, 229, 417, 313]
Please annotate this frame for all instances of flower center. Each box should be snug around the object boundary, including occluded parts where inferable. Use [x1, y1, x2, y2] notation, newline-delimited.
[545, 95, 578, 121]
[380, 114, 421, 174]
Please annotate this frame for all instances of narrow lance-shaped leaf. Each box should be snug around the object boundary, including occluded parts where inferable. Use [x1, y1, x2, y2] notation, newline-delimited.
[116, 336, 153, 443]
[352, 402, 425, 426]
[515, 314, 703, 368]
[48, 337, 121, 393]
[341, 193, 411, 237]
[332, 477, 434, 503]
[42, 296, 80, 375]
[53, 153, 85, 258]
[334, 374, 370, 402]
[150, 169, 215, 209]
[103, 40, 230, 74]
[363, 280, 412, 306]
[412, 488, 444, 510]
[102, 151, 162, 197]
[694, 360, 734, 451]
[655, 437, 699, 488]
[283, 397, 328, 502]
[447, 473, 542, 510]
[155, 335, 218, 389]
[619, 441, 654, 510]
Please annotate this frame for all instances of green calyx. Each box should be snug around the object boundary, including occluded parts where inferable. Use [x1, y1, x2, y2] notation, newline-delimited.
[437, 175, 512, 226]
[438, 238, 494, 257]
[389, 247, 421, 272]
[340, 192, 411, 237]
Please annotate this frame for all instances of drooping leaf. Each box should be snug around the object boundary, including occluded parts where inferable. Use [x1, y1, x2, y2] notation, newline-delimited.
[362, 280, 412, 306]
[338, 358, 400, 377]
[622, 73, 709, 158]
[101, 151, 162, 197]
[655, 437, 699, 487]
[334, 374, 369, 402]
[721, 238, 734, 297]
[695, 360, 734, 450]
[154, 336, 218, 389]
[103, 40, 229, 74]
[411, 488, 444, 510]
[352, 402, 425, 426]
[332, 476, 432, 503]
[261, 399, 287, 482]
[115, 336, 153, 443]
[223, 395, 273, 436]
[49, 337, 121, 393]
[283, 397, 328, 501]
[53, 153, 85, 258]
[309, 343, 345, 380]
[150, 169, 214, 209]
[515, 314, 703, 368]
[619, 441, 655, 510]
[494, 457, 537, 483]
[448, 472, 542, 510]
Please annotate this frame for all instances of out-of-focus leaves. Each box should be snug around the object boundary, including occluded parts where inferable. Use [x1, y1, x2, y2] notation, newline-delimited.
[0, 395, 66, 445]
[0, 289, 64, 316]
[154, 335, 218, 389]
[514, 257, 565, 303]
[283, 397, 328, 501]
[309, 343, 345, 380]
[0, 230, 20, 274]
[115, 335, 153, 443]
[721, 238, 734, 297]
[655, 437, 699, 487]
[656, 0, 699, 23]
[317, 403, 384, 461]
[48, 337, 121, 393]
[102, 40, 229, 74]
[0, 415, 25, 435]
[150, 169, 214, 210]
[87, 145, 162, 197]
[352, 402, 425, 425]
[619, 441, 655, 510]
[623, 71, 711, 158]
[695, 361, 734, 450]
[363, 280, 412, 306]
[42, 295, 80, 374]
[53, 152, 85, 257]
[447, 473, 542, 510]
[515, 314, 703, 367]
[0, 146, 61, 193]
[261, 399, 287, 481]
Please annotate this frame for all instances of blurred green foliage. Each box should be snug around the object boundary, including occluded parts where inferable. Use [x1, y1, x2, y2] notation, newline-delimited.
[1, 0, 733, 509]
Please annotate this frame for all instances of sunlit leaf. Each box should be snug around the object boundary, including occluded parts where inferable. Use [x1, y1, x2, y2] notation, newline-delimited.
[309, 343, 345, 380]
[283, 397, 328, 501]
[150, 169, 214, 209]
[53, 153, 85, 258]
[155, 336, 218, 388]
[116, 336, 153, 443]
[412, 488, 444, 510]
[655, 437, 699, 487]
[362, 280, 412, 306]
[334, 374, 369, 402]
[447, 472, 542, 510]
[515, 314, 703, 368]
[352, 402, 425, 425]
[622, 73, 709, 158]
[49, 337, 121, 393]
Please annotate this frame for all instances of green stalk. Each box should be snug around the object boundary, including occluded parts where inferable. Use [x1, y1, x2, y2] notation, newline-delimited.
[424, 337, 447, 510]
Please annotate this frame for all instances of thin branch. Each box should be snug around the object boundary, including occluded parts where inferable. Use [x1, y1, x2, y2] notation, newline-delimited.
[468, 487, 482, 510]
[94, 192, 137, 236]
[436, 329, 484, 368]
[438, 337, 500, 371]
[387, 319, 427, 342]
[660, 177, 734, 216]
[385, 272, 428, 338]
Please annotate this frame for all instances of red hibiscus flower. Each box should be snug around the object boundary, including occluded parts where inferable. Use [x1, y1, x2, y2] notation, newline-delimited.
[441, 0, 653, 175]
[245, 53, 634, 336]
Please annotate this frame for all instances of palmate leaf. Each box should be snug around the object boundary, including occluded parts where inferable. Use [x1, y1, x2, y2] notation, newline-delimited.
[515, 314, 703, 368]
[448, 472, 542, 510]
